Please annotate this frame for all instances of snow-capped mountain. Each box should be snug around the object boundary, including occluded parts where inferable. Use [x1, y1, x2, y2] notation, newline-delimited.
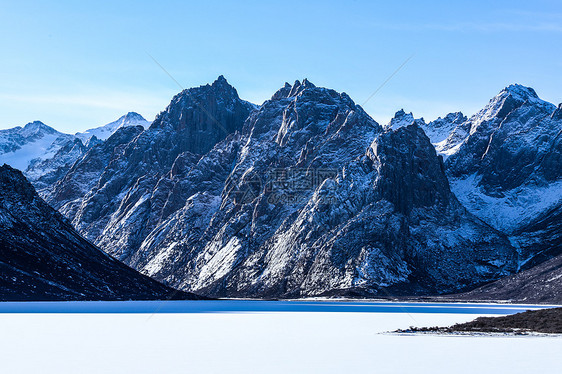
[25, 138, 87, 190]
[75, 112, 150, 141]
[0, 164, 201, 301]
[385, 85, 562, 271]
[441, 85, 562, 267]
[44, 77, 517, 298]
[0, 121, 75, 171]
[43, 125, 145, 216]
[0, 113, 150, 189]
[424, 112, 467, 146]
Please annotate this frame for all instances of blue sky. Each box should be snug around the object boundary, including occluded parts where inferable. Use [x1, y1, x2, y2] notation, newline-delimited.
[1, 0, 561, 132]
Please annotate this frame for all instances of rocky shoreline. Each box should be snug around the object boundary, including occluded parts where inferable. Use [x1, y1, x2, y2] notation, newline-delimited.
[397, 307, 562, 335]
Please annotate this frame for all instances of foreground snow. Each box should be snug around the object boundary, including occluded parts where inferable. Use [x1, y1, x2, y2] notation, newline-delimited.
[0, 301, 560, 373]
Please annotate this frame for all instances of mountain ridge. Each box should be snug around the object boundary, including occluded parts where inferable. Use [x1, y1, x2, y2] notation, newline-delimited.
[42, 77, 521, 298]
[4, 78, 560, 302]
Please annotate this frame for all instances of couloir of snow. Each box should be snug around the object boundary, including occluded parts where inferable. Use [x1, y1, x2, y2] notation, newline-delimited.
[0, 301, 559, 374]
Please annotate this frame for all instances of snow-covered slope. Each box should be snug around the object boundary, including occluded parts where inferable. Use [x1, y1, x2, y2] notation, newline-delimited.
[75, 112, 150, 141]
[425, 112, 467, 147]
[385, 109, 416, 130]
[0, 121, 74, 171]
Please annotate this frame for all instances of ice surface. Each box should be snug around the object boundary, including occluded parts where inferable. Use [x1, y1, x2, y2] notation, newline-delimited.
[0, 301, 559, 374]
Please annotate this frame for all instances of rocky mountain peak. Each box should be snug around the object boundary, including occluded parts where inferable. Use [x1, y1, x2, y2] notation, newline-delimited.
[442, 111, 466, 123]
[287, 78, 316, 97]
[121, 111, 147, 122]
[269, 79, 320, 101]
[500, 84, 540, 101]
[250, 80, 373, 145]
[150, 76, 252, 135]
[20, 121, 59, 137]
[386, 109, 415, 131]
[481, 84, 554, 120]
[211, 74, 231, 89]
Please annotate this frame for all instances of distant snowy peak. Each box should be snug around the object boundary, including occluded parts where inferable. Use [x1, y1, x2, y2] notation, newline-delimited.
[0, 121, 60, 152]
[0, 113, 149, 188]
[76, 112, 150, 141]
[18, 121, 60, 138]
[386, 109, 415, 130]
[0, 121, 72, 171]
[474, 84, 555, 124]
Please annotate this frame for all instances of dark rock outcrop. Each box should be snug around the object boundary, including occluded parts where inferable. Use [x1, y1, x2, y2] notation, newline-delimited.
[0, 164, 202, 301]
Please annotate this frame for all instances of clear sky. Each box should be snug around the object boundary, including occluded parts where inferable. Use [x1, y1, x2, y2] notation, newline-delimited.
[1, 0, 561, 132]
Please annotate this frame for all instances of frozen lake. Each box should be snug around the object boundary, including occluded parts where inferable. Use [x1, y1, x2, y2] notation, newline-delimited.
[0, 299, 551, 314]
[1, 300, 560, 373]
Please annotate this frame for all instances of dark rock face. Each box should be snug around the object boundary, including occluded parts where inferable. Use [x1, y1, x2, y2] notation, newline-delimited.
[371, 125, 451, 215]
[0, 164, 201, 301]
[44, 78, 518, 298]
[149, 75, 256, 155]
[44, 76, 255, 263]
[511, 202, 562, 270]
